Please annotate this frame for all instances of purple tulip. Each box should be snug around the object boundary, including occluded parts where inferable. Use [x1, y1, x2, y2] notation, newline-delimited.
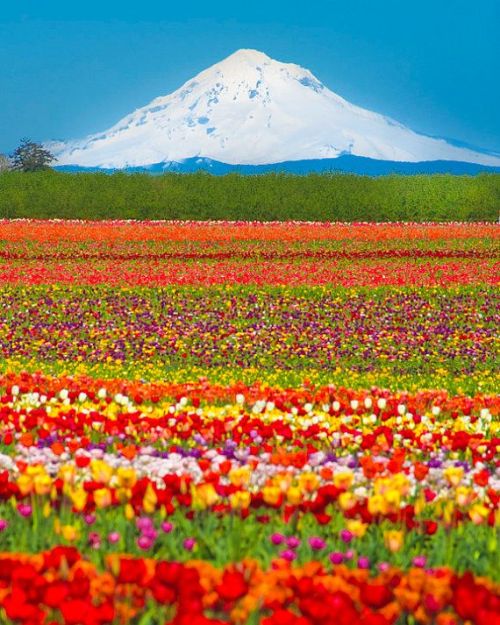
[270, 532, 286, 546]
[17, 503, 32, 518]
[137, 535, 153, 550]
[286, 536, 301, 549]
[0, 519, 7, 532]
[412, 555, 427, 568]
[161, 521, 174, 534]
[308, 536, 326, 550]
[108, 531, 120, 544]
[136, 517, 154, 533]
[358, 556, 370, 569]
[143, 528, 158, 541]
[329, 552, 344, 565]
[279, 549, 297, 562]
[183, 538, 196, 551]
[340, 529, 353, 543]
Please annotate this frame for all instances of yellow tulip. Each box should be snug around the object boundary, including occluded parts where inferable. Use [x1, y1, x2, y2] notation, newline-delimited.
[142, 483, 158, 514]
[34, 473, 52, 496]
[69, 488, 88, 512]
[94, 488, 112, 509]
[414, 493, 426, 516]
[444, 466, 464, 487]
[384, 530, 404, 553]
[116, 488, 132, 504]
[384, 489, 401, 512]
[229, 467, 251, 487]
[61, 524, 79, 542]
[368, 494, 387, 515]
[339, 492, 356, 511]
[346, 519, 367, 538]
[90, 460, 113, 484]
[125, 503, 135, 520]
[298, 472, 320, 493]
[455, 486, 472, 507]
[469, 503, 489, 525]
[116, 467, 137, 489]
[443, 501, 454, 525]
[192, 483, 219, 510]
[333, 471, 354, 490]
[229, 491, 251, 510]
[26, 465, 44, 477]
[17, 474, 33, 496]
[262, 485, 281, 506]
[286, 486, 302, 506]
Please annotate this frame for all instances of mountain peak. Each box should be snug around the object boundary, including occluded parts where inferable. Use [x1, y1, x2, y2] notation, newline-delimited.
[51, 51, 500, 169]
[222, 49, 272, 65]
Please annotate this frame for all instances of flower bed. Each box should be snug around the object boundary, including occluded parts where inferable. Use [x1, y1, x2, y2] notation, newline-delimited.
[0, 221, 498, 624]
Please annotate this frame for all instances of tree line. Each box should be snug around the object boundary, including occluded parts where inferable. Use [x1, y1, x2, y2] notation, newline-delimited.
[0, 169, 498, 221]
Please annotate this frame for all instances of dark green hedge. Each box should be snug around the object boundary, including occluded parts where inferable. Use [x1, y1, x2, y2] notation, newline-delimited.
[0, 171, 498, 221]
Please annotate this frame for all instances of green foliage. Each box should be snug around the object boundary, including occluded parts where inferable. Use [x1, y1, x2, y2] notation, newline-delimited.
[0, 170, 498, 220]
[0, 502, 497, 578]
[10, 138, 56, 172]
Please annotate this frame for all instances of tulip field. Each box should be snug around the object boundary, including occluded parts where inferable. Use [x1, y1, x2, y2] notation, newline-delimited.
[0, 220, 498, 625]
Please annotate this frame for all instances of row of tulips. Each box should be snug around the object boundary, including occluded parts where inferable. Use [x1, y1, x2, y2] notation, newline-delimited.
[1, 259, 498, 287]
[0, 285, 498, 394]
[1, 545, 499, 625]
[2, 220, 498, 242]
[1, 236, 497, 258]
[0, 375, 497, 580]
[1, 221, 497, 287]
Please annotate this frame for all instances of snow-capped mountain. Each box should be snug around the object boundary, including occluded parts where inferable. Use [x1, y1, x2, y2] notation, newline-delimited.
[51, 49, 500, 169]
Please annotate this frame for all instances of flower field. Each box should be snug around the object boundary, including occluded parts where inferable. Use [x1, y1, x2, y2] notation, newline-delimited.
[0, 221, 498, 287]
[0, 221, 498, 625]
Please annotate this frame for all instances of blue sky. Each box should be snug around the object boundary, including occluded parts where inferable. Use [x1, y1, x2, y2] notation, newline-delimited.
[1, 0, 499, 154]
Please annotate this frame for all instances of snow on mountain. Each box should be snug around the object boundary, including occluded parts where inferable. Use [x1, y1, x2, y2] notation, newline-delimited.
[51, 49, 500, 169]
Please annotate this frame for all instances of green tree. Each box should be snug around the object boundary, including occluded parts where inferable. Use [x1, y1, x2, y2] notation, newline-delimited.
[10, 138, 56, 172]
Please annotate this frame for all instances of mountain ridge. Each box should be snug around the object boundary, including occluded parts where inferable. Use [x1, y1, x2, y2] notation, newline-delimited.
[55, 154, 500, 176]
